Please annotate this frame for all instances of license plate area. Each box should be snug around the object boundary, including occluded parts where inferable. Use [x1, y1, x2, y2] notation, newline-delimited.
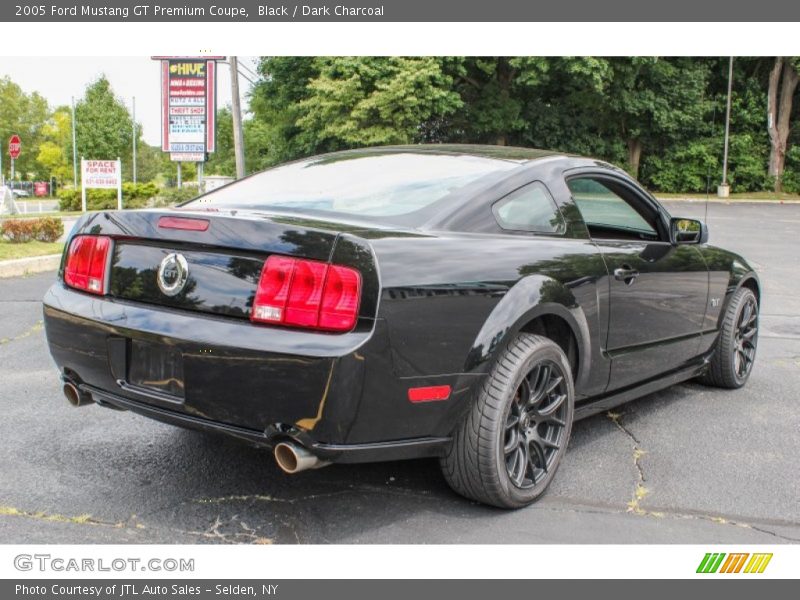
[128, 339, 185, 399]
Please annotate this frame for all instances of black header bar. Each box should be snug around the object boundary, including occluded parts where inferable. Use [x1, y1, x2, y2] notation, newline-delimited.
[2, 0, 799, 22]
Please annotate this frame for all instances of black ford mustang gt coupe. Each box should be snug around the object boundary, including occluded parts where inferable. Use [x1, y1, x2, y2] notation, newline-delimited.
[44, 145, 760, 508]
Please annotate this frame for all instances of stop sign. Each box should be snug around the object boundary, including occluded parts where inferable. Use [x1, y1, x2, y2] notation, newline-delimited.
[8, 135, 21, 159]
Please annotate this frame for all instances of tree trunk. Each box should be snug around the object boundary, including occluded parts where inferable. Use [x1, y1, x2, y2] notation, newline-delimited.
[627, 138, 643, 178]
[767, 57, 799, 192]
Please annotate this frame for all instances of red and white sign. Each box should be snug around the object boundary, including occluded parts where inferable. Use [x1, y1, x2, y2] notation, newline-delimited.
[82, 159, 121, 189]
[34, 182, 49, 197]
[80, 158, 123, 211]
[157, 58, 219, 155]
[8, 135, 21, 159]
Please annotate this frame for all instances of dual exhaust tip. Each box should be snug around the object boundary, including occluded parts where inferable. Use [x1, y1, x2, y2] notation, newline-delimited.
[63, 381, 93, 408]
[274, 441, 329, 474]
[63, 381, 324, 474]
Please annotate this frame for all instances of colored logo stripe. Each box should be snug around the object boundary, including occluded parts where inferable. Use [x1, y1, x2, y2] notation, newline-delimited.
[696, 553, 773, 574]
[744, 553, 773, 574]
[719, 553, 749, 573]
[697, 553, 726, 573]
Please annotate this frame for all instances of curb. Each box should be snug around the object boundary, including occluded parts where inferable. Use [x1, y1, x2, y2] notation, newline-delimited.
[0, 254, 61, 279]
[656, 197, 800, 204]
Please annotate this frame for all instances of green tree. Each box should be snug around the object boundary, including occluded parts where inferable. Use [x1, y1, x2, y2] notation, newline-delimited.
[36, 105, 73, 184]
[295, 57, 462, 150]
[0, 76, 50, 181]
[74, 76, 134, 179]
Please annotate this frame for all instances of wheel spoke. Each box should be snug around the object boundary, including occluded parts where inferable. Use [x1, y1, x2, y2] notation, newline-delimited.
[742, 328, 757, 340]
[529, 438, 548, 473]
[544, 374, 564, 395]
[504, 428, 519, 455]
[538, 393, 567, 418]
[740, 303, 752, 328]
[511, 445, 527, 486]
[540, 435, 560, 451]
[734, 349, 742, 375]
[743, 346, 755, 365]
[528, 364, 550, 407]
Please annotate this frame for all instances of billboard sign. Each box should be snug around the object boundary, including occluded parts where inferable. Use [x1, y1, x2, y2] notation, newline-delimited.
[82, 159, 121, 189]
[159, 58, 218, 156]
[81, 158, 122, 211]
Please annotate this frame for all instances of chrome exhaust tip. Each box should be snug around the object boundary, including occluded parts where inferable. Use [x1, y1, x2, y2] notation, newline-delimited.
[274, 441, 330, 474]
[63, 382, 93, 407]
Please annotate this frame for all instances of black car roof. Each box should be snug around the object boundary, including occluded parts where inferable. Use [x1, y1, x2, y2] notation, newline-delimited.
[319, 144, 564, 163]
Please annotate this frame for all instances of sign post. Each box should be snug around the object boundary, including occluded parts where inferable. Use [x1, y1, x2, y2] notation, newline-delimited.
[8, 135, 21, 185]
[81, 158, 123, 212]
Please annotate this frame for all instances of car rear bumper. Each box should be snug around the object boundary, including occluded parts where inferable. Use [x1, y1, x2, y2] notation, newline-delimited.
[43, 282, 374, 446]
[81, 382, 449, 463]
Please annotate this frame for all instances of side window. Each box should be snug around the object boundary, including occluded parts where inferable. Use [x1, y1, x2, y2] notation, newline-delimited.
[492, 182, 565, 234]
[567, 177, 658, 241]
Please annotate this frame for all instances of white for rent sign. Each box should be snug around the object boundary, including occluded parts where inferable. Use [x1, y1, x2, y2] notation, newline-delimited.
[81, 158, 122, 211]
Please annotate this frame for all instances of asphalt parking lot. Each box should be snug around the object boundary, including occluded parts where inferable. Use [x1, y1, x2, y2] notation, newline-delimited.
[1, 201, 798, 544]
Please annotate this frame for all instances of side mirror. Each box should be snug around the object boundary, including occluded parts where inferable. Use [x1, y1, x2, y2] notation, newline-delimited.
[671, 217, 709, 245]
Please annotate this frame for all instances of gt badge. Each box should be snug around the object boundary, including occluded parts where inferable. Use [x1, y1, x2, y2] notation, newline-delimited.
[157, 253, 189, 297]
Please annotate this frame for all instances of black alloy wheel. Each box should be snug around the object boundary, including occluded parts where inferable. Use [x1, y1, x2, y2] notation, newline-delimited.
[440, 334, 575, 508]
[701, 286, 759, 389]
[733, 294, 758, 380]
[503, 360, 569, 489]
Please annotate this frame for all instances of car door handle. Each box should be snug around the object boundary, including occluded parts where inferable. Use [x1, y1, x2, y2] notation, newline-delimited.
[614, 266, 640, 284]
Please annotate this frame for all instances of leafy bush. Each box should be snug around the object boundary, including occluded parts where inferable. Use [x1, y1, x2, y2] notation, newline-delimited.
[781, 147, 800, 194]
[643, 140, 719, 193]
[57, 182, 160, 211]
[0, 217, 64, 243]
[34, 217, 64, 242]
[1, 219, 38, 243]
[158, 186, 201, 206]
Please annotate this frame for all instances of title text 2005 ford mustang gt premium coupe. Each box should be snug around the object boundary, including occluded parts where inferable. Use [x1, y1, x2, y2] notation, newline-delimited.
[44, 145, 760, 508]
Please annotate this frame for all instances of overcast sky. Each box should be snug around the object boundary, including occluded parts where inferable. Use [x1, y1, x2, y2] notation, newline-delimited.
[0, 56, 259, 146]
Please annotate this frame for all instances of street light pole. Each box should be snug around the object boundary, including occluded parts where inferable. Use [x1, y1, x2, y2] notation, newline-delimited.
[229, 56, 246, 179]
[719, 57, 734, 199]
[132, 96, 137, 185]
[71, 96, 78, 188]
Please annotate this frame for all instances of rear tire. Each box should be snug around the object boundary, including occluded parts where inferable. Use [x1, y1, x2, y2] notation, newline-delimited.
[440, 334, 574, 509]
[700, 286, 759, 389]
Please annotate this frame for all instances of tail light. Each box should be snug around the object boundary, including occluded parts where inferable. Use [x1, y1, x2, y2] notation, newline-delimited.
[251, 256, 362, 332]
[63, 235, 112, 295]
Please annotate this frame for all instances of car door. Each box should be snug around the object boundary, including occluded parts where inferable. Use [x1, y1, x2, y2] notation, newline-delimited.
[566, 172, 709, 391]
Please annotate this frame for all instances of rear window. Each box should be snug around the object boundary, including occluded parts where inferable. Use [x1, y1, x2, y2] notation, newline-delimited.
[186, 152, 518, 217]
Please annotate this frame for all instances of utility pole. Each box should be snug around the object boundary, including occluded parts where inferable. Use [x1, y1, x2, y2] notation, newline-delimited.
[132, 96, 137, 185]
[718, 57, 734, 199]
[71, 96, 78, 188]
[229, 56, 246, 179]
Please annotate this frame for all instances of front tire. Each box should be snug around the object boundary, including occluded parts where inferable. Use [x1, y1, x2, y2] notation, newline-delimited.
[440, 334, 574, 509]
[701, 286, 759, 389]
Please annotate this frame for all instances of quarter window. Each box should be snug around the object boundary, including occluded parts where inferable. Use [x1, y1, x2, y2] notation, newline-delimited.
[492, 182, 565, 234]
